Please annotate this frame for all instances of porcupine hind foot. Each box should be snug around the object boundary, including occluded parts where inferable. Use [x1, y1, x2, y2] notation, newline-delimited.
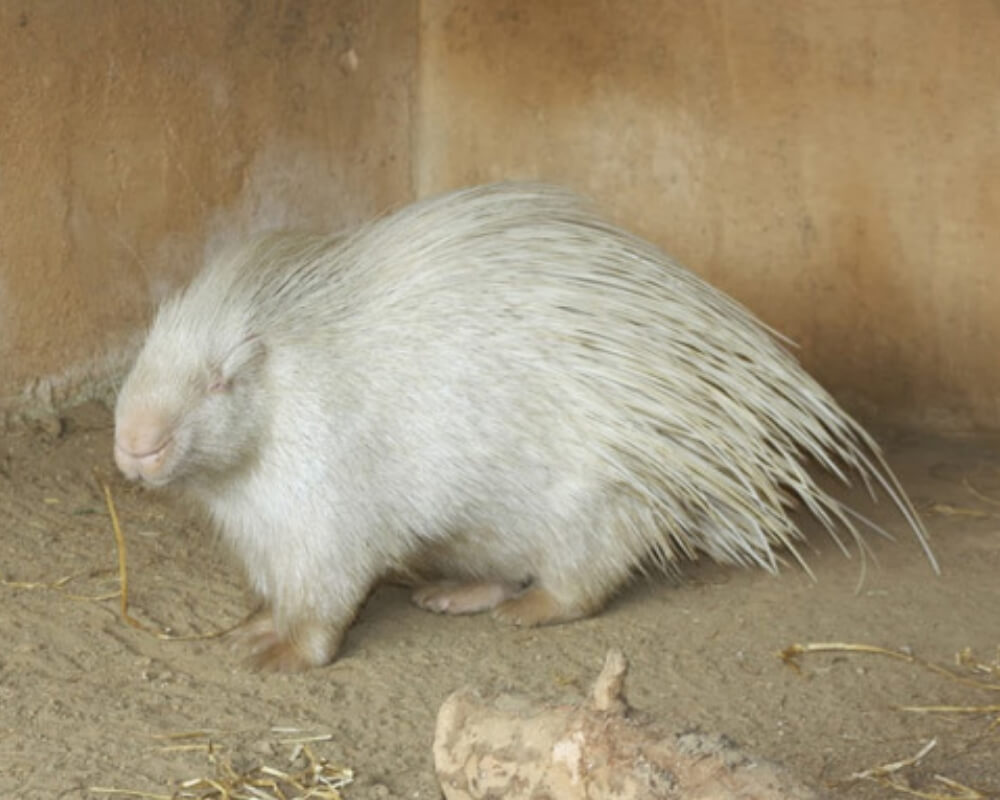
[412, 580, 523, 615]
[493, 585, 605, 627]
[413, 581, 604, 627]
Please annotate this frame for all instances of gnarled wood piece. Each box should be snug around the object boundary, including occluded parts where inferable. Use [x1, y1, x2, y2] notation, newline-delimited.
[434, 649, 823, 800]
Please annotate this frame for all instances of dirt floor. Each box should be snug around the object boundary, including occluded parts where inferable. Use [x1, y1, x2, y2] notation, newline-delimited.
[1, 401, 999, 799]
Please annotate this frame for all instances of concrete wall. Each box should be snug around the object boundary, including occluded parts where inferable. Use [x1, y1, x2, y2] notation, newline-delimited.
[3, 0, 999, 431]
[0, 0, 417, 422]
[417, 0, 1000, 430]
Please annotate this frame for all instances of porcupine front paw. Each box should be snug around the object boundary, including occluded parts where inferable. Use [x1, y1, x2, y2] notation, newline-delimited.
[230, 609, 343, 672]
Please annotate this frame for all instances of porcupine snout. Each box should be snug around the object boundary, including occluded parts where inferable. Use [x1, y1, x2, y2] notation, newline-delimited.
[114, 409, 175, 483]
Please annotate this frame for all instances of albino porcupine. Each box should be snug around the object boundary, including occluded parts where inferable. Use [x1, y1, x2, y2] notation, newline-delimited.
[114, 182, 936, 671]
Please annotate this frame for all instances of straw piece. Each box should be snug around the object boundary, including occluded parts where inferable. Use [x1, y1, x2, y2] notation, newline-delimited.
[95, 471, 244, 642]
[780, 642, 1000, 692]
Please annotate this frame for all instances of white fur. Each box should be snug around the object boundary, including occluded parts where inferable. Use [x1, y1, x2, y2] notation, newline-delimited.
[114, 182, 936, 667]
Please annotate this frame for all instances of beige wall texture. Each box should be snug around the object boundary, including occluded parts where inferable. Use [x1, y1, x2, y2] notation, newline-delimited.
[2, 0, 998, 431]
[418, 0, 1000, 431]
[0, 0, 417, 422]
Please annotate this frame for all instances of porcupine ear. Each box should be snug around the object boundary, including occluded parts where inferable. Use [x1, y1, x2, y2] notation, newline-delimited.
[209, 334, 266, 394]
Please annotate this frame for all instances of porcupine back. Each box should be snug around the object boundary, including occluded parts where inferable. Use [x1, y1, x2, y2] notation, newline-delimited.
[311, 182, 934, 577]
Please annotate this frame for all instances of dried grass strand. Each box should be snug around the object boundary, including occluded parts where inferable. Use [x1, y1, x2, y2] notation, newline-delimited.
[96, 471, 245, 642]
[780, 642, 1000, 692]
[895, 704, 1000, 715]
[859, 776, 987, 800]
[850, 738, 938, 780]
[845, 740, 989, 799]
[962, 478, 1000, 508]
[98, 473, 145, 632]
[1, 568, 118, 602]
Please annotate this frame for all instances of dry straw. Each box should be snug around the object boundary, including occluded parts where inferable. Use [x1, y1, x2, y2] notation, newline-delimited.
[96, 471, 243, 641]
[89, 732, 353, 800]
[782, 642, 999, 798]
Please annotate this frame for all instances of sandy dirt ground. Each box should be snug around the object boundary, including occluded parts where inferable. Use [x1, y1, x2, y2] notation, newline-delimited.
[1, 401, 998, 799]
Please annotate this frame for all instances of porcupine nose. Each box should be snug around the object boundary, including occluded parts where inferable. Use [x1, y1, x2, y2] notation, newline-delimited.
[114, 412, 173, 482]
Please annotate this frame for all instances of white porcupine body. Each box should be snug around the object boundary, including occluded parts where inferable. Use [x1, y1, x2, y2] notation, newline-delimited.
[115, 182, 934, 668]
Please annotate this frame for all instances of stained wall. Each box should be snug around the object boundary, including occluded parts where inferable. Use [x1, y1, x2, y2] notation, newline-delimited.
[417, 0, 1000, 430]
[3, 1, 999, 431]
[0, 0, 417, 421]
